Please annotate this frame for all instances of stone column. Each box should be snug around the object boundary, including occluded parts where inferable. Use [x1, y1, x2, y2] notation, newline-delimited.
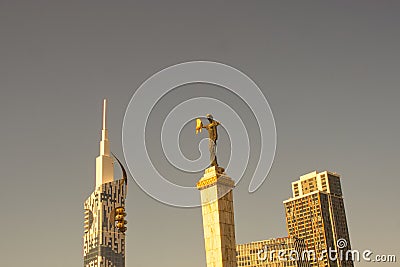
[197, 166, 237, 267]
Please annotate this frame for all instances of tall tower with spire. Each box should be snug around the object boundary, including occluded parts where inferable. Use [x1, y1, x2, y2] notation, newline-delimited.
[83, 99, 128, 267]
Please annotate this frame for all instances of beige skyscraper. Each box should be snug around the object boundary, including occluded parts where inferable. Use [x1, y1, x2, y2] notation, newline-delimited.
[283, 171, 353, 267]
[197, 166, 237, 267]
[83, 100, 128, 267]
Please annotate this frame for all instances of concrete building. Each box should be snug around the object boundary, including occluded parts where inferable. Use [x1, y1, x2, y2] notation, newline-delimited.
[83, 99, 128, 267]
[237, 237, 310, 267]
[283, 171, 353, 267]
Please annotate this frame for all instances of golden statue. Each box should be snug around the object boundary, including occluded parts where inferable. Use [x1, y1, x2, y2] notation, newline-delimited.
[196, 114, 221, 168]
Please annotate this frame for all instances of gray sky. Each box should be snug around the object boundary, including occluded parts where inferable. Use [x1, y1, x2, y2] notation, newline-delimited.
[1, 1, 399, 266]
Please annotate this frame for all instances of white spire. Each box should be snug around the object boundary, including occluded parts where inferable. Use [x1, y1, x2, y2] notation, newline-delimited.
[96, 98, 114, 187]
[103, 98, 107, 130]
[100, 99, 110, 156]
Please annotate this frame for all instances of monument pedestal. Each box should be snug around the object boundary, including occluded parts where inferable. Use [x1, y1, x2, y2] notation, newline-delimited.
[197, 166, 237, 267]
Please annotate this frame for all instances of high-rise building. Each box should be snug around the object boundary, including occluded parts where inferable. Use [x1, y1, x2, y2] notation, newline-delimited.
[83, 99, 128, 267]
[283, 171, 353, 267]
[197, 166, 237, 267]
[237, 237, 310, 267]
